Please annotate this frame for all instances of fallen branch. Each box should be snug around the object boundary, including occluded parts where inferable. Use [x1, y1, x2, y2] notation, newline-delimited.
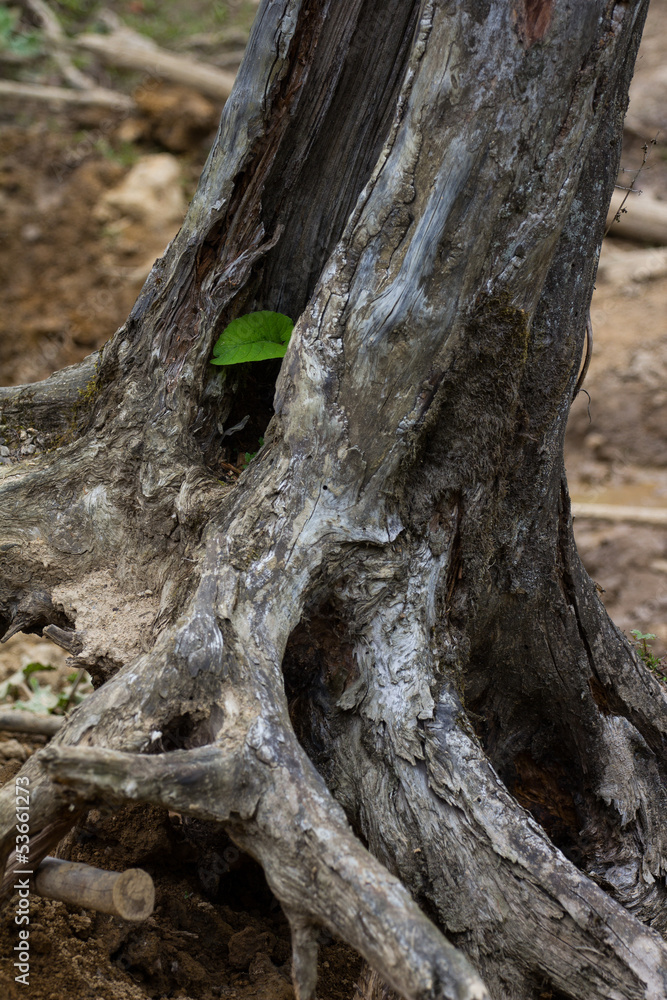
[596, 242, 667, 286]
[572, 502, 667, 525]
[606, 189, 667, 245]
[0, 79, 133, 110]
[19, 0, 94, 90]
[33, 857, 154, 921]
[0, 711, 62, 737]
[75, 27, 236, 102]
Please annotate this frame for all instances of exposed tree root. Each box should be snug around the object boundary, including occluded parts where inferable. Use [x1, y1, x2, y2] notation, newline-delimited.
[35, 726, 489, 1000]
[0, 2, 661, 998]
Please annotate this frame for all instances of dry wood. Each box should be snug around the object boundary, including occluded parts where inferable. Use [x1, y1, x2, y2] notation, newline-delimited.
[18, 0, 95, 90]
[572, 502, 667, 524]
[33, 857, 154, 921]
[606, 188, 667, 245]
[0, 79, 133, 110]
[42, 623, 83, 654]
[75, 28, 236, 101]
[0, 711, 62, 737]
[597, 242, 667, 286]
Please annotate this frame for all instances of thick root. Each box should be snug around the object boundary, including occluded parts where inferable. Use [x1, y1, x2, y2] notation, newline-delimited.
[40, 733, 489, 1000]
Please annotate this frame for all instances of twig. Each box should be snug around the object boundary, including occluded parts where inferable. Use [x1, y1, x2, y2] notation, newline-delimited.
[42, 624, 83, 655]
[605, 188, 667, 245]
[604, 137, 657, 239]
[18, 0, 95, 90]
[75, 27, 236, 101]
[0, 711, 62, 737]
[571, 503, 667, 525]
[0, 80, 133, 110]
[61, 668, 86, 712]
[175, 27, 249, 51]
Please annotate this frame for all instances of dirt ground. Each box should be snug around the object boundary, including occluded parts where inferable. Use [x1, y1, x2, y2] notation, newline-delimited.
[1, 2, 667, 999]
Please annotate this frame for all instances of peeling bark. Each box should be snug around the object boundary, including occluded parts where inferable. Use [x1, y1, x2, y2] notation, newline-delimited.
[1, 2, 664, 999]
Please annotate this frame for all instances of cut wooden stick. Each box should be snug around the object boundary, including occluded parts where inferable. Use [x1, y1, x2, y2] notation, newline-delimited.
[33, 857, 155, 921]
[572, 502, 667, 525]
[0, 711, 62, 737]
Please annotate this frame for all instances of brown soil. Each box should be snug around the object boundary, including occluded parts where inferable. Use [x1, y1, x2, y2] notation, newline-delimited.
[1, 2, 667, 998]
[0, 633, 361, 1000]
[0, 800, 360, 1000]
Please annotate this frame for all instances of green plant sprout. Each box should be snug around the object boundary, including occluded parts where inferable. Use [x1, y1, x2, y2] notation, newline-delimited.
[241, 437, 264, 468]
[0, 7, 41, 57]
[0, 661, 92, 715]
[211, 311, 294, 366]
[630, 630, 667, 682]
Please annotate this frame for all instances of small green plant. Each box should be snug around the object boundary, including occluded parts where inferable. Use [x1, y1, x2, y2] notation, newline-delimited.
[211, 311, 294, 366]
[0, 7, 41, 57]
[93, 137, 140, 168]
[630, 630, 667, 682]
[0, 661, 92, 714]
[241, 437, 264, 468]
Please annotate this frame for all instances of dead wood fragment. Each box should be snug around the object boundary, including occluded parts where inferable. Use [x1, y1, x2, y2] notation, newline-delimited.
[572, 502, 667, 525]
[19, 0, 94, 90]
[42, 624, 83, 654]
[0, 711, 62, 737]
[0, 79, 134, 110]
[75, 28, 236, 101]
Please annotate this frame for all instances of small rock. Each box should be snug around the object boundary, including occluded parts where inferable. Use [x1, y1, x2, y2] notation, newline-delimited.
[0, 445, 9, 457]
[249, 952, 276, 981]
[247, 952, 294, 1000]
[0, 740, 29, 762]
[94, 154, 186, 230]
[22, 223, 42, 242]
[228, 925, 276, 970]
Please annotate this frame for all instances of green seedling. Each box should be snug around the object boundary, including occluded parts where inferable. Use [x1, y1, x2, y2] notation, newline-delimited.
[241, 437, 264, 468]
[630, 630, 667, 682]
[211, 311, 293, 366]
[0, 7, 41, 57]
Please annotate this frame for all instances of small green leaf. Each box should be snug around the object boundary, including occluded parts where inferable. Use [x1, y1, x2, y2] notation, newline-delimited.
[211, 311, 294, 366]
[23, 662, 54, 677]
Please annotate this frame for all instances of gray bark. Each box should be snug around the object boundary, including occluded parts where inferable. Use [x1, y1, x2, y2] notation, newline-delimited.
[2, 2, 666, 998]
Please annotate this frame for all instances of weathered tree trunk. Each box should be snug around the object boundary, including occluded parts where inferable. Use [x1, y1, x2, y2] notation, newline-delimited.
[2, 2, 666, 998]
